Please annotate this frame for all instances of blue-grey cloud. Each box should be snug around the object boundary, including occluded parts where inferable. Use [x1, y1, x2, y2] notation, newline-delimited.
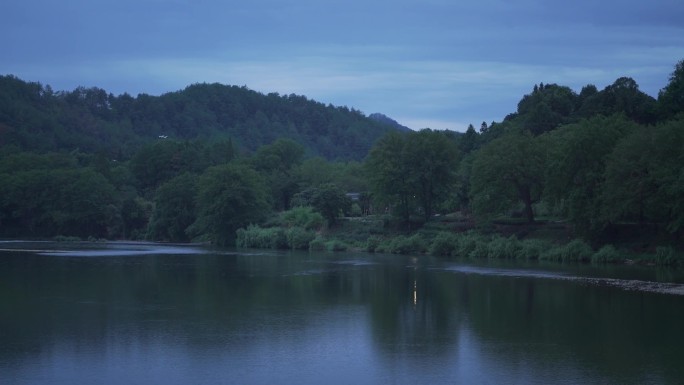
[2, 0, 682, 130]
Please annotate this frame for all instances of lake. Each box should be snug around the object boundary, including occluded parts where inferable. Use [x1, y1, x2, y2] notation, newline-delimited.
[1, 241, 683, 384]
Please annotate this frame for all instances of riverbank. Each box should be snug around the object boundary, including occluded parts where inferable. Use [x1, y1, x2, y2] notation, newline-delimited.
[33, 212, 683, 268]
[236, 213, 684, 268]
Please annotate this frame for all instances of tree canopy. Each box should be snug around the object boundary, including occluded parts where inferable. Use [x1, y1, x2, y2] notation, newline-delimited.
[1, 59, 684, 246]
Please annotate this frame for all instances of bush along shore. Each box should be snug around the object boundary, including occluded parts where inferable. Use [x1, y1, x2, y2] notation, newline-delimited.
[234, 211, 683, 268]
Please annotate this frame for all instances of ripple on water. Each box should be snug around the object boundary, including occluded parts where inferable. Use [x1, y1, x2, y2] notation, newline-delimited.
[442, 265, 684, 296]
[38, 246, 207, 257]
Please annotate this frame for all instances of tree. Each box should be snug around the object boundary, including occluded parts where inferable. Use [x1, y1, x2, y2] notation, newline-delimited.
[252, 138, 305, 210]
[310, 183, 352, 225]
[366, 129, 460, 224]
[147, 173, 198, 242]
[203, 138, 236, 166]
[0, 167, 119, 238]
[543, 115, 638, 233]
[187, 164, 270, 245]
[600, 118, 684, 236]
[459, 124, 479, 153]
[470, 130, 545, 223]
[598, 77, 657, 124]
[602, 127, 660, 226]
[658, 59, 684, 120]
[406, 129, 460, 221]
[365, 131, 415, 223]
[130, 140, 205, 194]
[516, 84, 578, 135]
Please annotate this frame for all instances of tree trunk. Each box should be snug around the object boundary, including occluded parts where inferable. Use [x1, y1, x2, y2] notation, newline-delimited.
[519, 186, 535, 223]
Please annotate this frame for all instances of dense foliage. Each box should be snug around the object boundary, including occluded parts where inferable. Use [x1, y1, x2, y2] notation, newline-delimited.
[1, 59, 683, 250]
[0, 77, 398, 160]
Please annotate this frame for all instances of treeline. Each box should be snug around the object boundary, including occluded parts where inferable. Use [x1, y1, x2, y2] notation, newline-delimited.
[366, 60, 684, 245]
[0, 60, 682, 249]
[0, 76, 400, 161]
[0, 137, 365, 244]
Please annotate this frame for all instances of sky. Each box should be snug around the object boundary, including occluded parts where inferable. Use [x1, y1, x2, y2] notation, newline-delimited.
[2, 0, 683, 131]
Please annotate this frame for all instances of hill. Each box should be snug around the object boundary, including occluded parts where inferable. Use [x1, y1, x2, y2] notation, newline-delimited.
[0, 76, 403, 161]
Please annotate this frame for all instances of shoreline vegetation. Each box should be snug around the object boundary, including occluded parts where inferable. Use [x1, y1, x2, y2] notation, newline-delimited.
[233, 212, 683, 268]
[40, 212, 682, 268]
[1, 60, 683, 265]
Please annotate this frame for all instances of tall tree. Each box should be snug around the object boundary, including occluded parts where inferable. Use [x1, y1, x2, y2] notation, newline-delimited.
[252, 138, 305, 210]
[658, 59, 684, 120]
[470, 130, 545, 223]
[147, 173, 198, 242]
[516, 83, 578, 135]
[309, 183, 352, 226]
[187, 164, 270, 246]
[366, 129, 459, 224]
[366, 131, 415, 223]
[602, 118, 684, 234]
[543, 115, 638, 233]
[407, 129, 460, 221]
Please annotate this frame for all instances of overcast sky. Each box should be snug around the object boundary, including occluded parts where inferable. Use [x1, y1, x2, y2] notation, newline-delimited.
[2, 0, 683, 131]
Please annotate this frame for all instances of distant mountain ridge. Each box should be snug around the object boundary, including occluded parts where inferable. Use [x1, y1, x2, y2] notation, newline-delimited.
[0, 75, 405, 160]
[368, 113, 412, 132]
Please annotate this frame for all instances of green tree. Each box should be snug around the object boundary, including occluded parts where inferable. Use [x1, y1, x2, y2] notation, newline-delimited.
[470, 130, 546, 223]
[203, 138, 236, 166]
[459, 124, 480, 153]
[543, 115, 638, 233]
[602, 127, 660, 225]
[310, 183, 351, 225]
[252, 138, 305, 210]
[366, 131, 415, 223]
[0, 167, 118, 238]
[130, 140, 206, 194]
[516, 83, 578, 135]
[407, 129, 460, 221]
[366, 129, 460, 223]
[598, 77, 657, 124]
[147, 173, 198, 242]
[602, 118, 684, 234]
[187, 164, 270, 245]
[658, 59, 684, 120]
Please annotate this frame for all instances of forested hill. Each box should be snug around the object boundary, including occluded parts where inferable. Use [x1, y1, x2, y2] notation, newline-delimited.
[0, 76, 401, 161]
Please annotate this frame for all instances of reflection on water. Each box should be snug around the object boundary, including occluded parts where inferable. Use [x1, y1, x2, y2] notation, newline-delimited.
[443, 264, 684, 295]
[1, 242, 683, 384]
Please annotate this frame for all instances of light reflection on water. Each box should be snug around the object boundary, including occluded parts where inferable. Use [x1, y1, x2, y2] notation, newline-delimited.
[1, 242, 683, 385]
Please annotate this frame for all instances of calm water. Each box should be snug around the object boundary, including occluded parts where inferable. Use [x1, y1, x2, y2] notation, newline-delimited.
[1, 241, 684, 385]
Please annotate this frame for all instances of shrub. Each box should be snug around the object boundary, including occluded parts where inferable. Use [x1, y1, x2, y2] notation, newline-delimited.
[308, 236, 326, 251]
[366, 235, 382, 253]
[326, 240, 348, 252]
[468, 240, 490, 259]
[560, 239, 593, 262]
[236, 225, 287, 249]
[429, 232, 459, 256]
[516, 239, 552, 260]
[540, 245, 564, 261]
[286, 226, 316, 250]
[388, 234, 427, 255]
[655, 246, 679, 266]
[280, 206, 324, 230]
[374, 240, 392, 254]
[592, 244, 622, 263]
[487, 235, 521, 259]
[350, 203, 363, 217]
[454, 232, 486, 258]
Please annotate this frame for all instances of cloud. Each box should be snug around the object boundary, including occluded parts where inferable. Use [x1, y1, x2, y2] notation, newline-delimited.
[2, 0, 682, 132]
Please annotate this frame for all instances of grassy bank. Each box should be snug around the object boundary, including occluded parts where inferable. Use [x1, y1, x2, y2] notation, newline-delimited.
[236, 212, 684, 268]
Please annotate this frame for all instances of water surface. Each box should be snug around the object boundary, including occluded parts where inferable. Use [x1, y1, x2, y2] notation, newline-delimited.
[1, 242, 683, 384]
